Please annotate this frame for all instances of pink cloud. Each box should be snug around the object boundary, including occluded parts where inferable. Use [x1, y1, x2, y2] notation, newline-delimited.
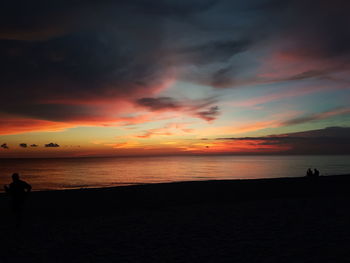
[255, 39, 350, 85]
[136, 122, 194, 138]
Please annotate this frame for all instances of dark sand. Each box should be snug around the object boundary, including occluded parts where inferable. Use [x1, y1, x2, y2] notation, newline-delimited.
[1, 175, 350, 262]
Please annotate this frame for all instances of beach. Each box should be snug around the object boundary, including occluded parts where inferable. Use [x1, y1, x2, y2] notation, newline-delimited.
[1, 175, 350, 262]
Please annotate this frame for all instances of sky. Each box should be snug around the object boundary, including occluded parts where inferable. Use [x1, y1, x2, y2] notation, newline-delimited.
[0, 0, 350, 157]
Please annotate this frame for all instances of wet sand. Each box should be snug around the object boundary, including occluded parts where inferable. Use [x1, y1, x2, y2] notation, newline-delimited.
[1, 175, 350, 262]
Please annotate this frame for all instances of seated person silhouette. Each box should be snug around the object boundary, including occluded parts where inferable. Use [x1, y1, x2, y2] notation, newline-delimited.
[313, 168, 320, 177]
[4, 173, 32, 226]
[306, 168, 313, 177]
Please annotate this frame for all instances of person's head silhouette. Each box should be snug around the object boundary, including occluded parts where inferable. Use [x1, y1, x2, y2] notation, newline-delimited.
[12, 173, 20, 182]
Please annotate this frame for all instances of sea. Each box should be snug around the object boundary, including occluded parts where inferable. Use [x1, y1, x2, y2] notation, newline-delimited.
[0, 155, 349, 192]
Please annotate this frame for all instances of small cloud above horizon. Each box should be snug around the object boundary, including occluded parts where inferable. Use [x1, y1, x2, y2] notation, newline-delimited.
[1, 143, 9, 149]
[45, 143, 60, 147]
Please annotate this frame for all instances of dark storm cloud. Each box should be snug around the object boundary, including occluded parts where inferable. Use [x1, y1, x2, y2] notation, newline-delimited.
[0, 0, 216, 40]
[136, 97, 181, 111]
[231, 0, 350, 58]
[0, 0, 218, 121]
[217, 127, 350, 154]
[286, 1, 350, 58]
[1, 143, 9, 149]
[135, 96, 220, 121]
[45, 143, 60, 147]
[176, 40, 252, 65]
[0, 32, 172, 121]
[0, 0, 349, 123]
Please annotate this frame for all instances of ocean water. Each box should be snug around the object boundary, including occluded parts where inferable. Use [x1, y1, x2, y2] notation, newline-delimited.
[0, 155, 349, 192]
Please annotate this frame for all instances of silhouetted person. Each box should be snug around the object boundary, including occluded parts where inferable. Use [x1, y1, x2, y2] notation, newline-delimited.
[306, 168, 313, 177]
[4, 173, 32, 226]
[314, 168, 320, 177]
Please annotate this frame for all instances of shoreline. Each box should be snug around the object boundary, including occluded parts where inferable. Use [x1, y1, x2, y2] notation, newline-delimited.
[1, 174, 350, 262]
[1, 173, 350, 195]
[1, 174, 350, 218]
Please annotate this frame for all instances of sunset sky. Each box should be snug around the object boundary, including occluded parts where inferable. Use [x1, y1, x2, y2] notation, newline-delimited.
[1, 0, 350, 157]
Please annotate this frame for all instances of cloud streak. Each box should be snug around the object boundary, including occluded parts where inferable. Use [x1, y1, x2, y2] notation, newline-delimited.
[135, 96, 220, 122]
[136, 122, 195, 139]
[136, 97, 181, 111]
[281, 107, 350, 126]
[195, 106, 220, 122]
[216, 127, 350, 154]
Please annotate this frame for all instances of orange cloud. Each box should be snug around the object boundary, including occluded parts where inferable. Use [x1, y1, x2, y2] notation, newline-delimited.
[0, 114, 73, 135]
[196, 120, 282, 138]
[180, 139, 290, 154]
[0, 109, 179, 136]
[107, 141, 141, 149]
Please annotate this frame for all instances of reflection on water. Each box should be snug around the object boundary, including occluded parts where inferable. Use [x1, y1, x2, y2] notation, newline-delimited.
[0, 155, 349, 191]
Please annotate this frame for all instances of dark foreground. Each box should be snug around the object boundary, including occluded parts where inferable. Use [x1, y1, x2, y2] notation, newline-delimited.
[1, 175, 350, 262]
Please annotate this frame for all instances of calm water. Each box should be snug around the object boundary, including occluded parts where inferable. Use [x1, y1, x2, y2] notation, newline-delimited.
[0, 155, 349, 192]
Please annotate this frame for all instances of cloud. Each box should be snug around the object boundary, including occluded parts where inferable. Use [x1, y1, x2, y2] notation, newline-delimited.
[183, 0, 350, 88]
[136, 97, 181, 111]
[0, 0, 349, 134]
[136, 129, 173, 139]
[216, 127, 350, 154]
[136, 122, 194, 138]
[1, 143, 9, 149]
[19, 143, 27, 148]
[107, 141, 140, 149]
[0, 1, 217, 41]
[45, 142, 60, 147]
[135, 96, 220, 121]
[0, 114, 74, 135]
[176, 40, 252, 65]
[0, 0, 222, 127]
[281, 107, 350, 126]
[195, 106, 220, 122]
[232, 85, 332, 108]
